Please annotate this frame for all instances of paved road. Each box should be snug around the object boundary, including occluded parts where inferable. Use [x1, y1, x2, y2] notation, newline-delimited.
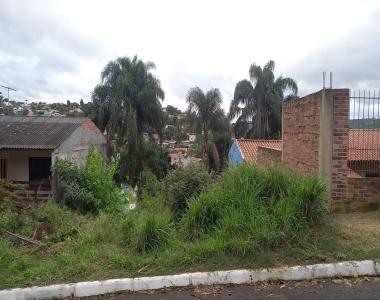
[79, 277, 380, 299]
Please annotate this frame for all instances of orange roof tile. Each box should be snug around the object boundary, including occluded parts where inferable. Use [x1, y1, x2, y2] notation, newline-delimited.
[237, 139, 282, 163]
[349, 129, 380, 161]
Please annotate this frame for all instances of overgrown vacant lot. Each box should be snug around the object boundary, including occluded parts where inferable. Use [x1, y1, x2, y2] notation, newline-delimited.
[1, 165, 380, 289]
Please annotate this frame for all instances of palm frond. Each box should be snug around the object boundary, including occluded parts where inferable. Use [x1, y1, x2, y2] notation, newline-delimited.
[249, 63, 262, 83]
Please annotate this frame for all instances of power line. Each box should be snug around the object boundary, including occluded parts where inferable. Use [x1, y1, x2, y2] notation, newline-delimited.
[0, 85, 17, 103]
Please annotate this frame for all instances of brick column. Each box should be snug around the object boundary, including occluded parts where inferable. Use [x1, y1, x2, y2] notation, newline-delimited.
[330, 89, 349, 211]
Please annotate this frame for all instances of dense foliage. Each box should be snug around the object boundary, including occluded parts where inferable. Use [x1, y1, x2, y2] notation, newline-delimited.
[90, 56, 165, 185]
[138, 169, 160, 196]
[229, 60, 298, 139]
[161, 164, 214, 220]
[52, 148, 121, 214]
[116, 141, 171, 184]
[186, 87, 231, 171]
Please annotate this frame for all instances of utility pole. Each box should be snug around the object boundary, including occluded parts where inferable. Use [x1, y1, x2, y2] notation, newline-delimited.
[0, 85, 17, 103]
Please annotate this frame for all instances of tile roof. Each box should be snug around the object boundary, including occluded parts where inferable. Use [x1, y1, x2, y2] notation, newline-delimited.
[0, 116, 89, 150]
[236, 139, 282, 163]
[349, 129, 380, 161]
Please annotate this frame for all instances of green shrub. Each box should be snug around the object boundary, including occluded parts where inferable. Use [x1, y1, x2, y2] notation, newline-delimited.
[139, 169, 160, 196]
[53, 147, 121, 214]
[181, 164, 327, 250]
[51, 160, 84, 185]
[83, 148, 119, 207]
[61, 184, 100, 214]
[162, 164, 213, 220]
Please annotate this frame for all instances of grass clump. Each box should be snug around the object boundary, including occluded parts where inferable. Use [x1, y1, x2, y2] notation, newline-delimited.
[181, 164, 327, 252]
[135, 213, 171, 254]
[122, 197, 172, 254]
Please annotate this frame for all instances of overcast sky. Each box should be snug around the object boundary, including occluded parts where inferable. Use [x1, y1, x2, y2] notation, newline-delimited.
[1, 0, 380, 111]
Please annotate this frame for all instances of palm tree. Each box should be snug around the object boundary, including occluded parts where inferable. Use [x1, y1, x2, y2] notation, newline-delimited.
[186, 87, 223, 170]
[92, 56, 165, 184]
[229, 60, 297, 139]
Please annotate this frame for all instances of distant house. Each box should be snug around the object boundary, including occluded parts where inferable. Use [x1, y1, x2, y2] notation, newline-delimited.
[169, 146, 188, 166]
[228, 139, 282, 165]
[348, 129, 380, 177]
[0, 116, 107, 192]
[69, 108, 83, 114]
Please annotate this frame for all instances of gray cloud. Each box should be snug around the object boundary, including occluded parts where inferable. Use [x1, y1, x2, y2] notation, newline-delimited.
[0, 0, 104, 101]
[289, 8, 380, 96]
[1, 0, 380, 108]
[165, 68, 236, 112]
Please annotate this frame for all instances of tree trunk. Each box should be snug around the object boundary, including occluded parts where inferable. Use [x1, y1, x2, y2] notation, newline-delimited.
[203, 126, 209, 170]
[209, 142, 221, 172]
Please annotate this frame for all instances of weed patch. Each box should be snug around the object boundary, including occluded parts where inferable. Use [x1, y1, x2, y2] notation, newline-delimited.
[1, 166, 379, 289]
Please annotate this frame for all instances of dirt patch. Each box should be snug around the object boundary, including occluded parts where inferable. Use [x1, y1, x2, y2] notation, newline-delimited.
[335, 211, 380, 249]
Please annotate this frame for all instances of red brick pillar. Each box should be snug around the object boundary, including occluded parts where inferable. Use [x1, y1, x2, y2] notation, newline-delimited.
[331, 89, 349, 211]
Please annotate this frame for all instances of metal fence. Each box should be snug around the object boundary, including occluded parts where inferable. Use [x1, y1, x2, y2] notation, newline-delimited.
[349, 90, 380, 177]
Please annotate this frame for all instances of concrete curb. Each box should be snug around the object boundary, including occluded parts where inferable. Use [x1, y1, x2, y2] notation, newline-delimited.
[1, 260, 379, 299]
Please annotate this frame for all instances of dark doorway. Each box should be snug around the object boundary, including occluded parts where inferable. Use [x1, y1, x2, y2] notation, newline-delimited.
[29, 157, 51, 182]
[0, 159, 6, 179]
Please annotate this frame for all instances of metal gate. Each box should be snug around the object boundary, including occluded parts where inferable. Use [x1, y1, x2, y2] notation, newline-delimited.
[349, 90, 380, 177]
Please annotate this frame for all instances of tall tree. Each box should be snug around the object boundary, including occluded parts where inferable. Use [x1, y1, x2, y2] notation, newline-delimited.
[209, 111, 232, 171]
[92, 56, 165, 184]
[229, 60, 297, 139]
[186, 87, 223, 170]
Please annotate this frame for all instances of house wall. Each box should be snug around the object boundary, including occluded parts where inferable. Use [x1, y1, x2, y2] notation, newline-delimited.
[0, 149, 52, 182]
[53, 119, 107, 166]
[228, 140, 244, 166]
[257, 146, 282, 166]
[333, 177, 380, 212]
[282, 91, 322, 176]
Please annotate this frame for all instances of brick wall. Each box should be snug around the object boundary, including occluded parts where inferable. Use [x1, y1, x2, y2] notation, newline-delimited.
[333, 177, 380, 212]
[257, 146, 282, 166]
[330, 89, 350, 210]
[282, 88, 379, 212]
[282, 91, 322, 176]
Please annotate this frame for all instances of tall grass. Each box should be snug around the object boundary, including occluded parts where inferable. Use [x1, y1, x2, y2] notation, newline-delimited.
[122, 197, 173, 254]
[0, 164, 330, 288]
[181, 164, 327, 253]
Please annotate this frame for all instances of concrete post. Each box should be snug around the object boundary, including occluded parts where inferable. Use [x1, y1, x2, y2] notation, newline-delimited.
[318, 89, 334, 209]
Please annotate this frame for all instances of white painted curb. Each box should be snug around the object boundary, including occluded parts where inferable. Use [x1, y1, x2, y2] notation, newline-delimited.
[1, 260, 379, 299]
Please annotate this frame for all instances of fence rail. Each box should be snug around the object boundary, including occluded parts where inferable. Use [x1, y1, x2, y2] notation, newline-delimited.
[349, 90, 380, 177]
